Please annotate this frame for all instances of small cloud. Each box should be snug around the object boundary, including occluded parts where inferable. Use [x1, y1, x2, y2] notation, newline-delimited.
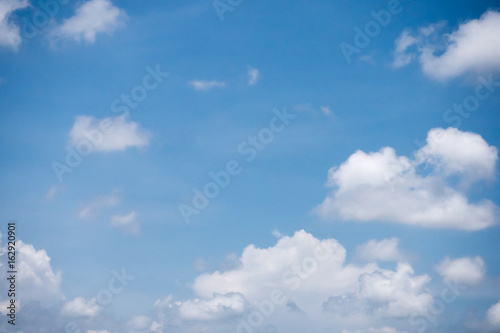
[61, 297, 101, 318]
[320, 106, 333, 115]
[127, 315, 152, 332]
[247, 66, 260, 85]
[69, 113, 151, 152]
[78, 193, 120, 220]
[271, 229, 283, 239]
[50, 0, 127, 44]
[110, 211, 140, 234]
[356, 238, 403, 262]
[189, 80, 226, 91]
[435, 256, 486, 285]
[393, 28, 420, 68]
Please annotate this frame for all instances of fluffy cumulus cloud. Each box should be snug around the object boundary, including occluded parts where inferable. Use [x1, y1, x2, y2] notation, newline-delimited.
[69, 113, 151, 152]
[487, 301, 500, 328]
[146, 230, 434, 332]
[393, 10, 500, 80]
[189, 80, 226, 91]
[0, 238, 64, 313]
[315, 127, 498, 230]
[0, 0, 30, 51]
[435, 256, 486, 285]
[51, 0, 126, 43]
[356, 238, 403, 262]
[0, 230, 490, 332]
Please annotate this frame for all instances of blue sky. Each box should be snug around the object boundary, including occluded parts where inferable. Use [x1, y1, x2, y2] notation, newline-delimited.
[1, 0, 500, 332]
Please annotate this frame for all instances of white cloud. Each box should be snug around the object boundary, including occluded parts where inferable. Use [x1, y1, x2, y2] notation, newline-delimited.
[61, 297, 101, 317]
[110, 211, 140, 234]
[356, 238, 403, 262]
[315, 127, 498, 231]
[393, 29, 419, 68]
[435, 256, 486, 285]
[247, 66, 260, 85]
[415, 127, 498, 182]
[69, 113, 151, 152]
[358, 263, 432, 317]
[394, 10, 500, 80]
[78, 193, 120, 219]
[190, 230, 432, 321]
[0, 0, 30, 51]
[487, 301, 500, 328]
[189, 80, 226, 91]
[0, 240, 64, 311]
[126, 315, 152, 332]
[51, 0, 126, 43]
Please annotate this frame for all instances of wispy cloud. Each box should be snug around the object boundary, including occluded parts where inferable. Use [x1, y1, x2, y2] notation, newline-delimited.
[110, 211, 140, 234]
[0, 0, 30, 51]
[189, 80, 226, 91]
[394, 10, 500, 80]
[78, 193, 120, 219]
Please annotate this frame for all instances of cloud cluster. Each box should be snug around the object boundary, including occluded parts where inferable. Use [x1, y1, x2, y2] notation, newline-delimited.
[0, 0, 126, 51]
[149, 230, 433, 332]
[394, 10, 500, 80]
[315, 127, 498, 230]
[0, 230, 495, 332]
